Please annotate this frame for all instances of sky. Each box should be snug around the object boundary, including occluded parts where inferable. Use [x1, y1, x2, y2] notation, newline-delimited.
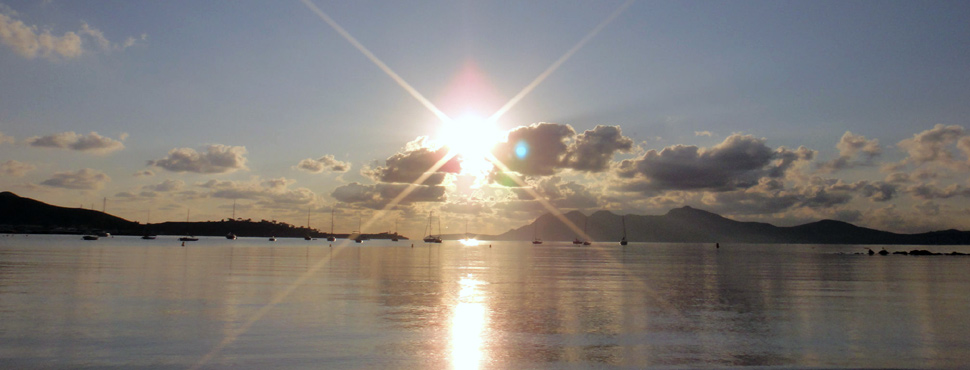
[2, 0, 970, 236]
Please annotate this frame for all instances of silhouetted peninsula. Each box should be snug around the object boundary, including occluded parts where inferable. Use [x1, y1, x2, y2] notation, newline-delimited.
[0, 192, 405, 240]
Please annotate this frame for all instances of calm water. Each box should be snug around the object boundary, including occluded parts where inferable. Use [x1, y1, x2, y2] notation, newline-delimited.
[0, 235, 968, 369]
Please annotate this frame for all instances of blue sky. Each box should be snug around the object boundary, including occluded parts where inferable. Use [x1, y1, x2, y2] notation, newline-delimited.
[2, 0, 970, 236]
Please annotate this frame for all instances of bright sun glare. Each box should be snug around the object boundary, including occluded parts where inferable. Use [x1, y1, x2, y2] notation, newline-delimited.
[440, 114, 502, 179]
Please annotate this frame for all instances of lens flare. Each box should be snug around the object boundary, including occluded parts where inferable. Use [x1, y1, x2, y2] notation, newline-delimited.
[440, 114, 502, 181]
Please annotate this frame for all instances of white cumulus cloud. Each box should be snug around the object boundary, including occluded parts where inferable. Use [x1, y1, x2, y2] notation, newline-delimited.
[0, 10, 144, 61]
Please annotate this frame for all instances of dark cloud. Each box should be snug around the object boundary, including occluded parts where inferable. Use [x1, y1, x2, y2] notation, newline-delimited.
[26, 131, 125, 154]
[363, 138, 459, 185]
[905, 183, 970, 200]
[149, 145, 248, 174]
[616, 134, 812, 193]
[296, 154, 351, 173]
[562, 125, 634, 172]
[491, 123, 575, 176]
[829, 180, 897, 202]
[40, 168, 110, 189]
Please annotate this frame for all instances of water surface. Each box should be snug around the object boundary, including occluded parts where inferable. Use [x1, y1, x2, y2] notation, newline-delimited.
[1, 235, 968, 369]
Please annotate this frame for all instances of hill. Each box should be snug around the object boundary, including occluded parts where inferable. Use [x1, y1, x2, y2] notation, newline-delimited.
[495, 206, 970, 245]
[0, 191, 405, 239]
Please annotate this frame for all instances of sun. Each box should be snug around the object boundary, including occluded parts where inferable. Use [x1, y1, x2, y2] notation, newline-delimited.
[439, 114, 502, 178]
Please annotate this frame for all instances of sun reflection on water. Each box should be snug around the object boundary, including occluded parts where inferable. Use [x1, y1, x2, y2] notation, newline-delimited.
[451, 275, 488, 370]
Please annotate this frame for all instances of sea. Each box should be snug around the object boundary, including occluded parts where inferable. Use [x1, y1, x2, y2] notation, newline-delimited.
[0, 235, 968, 369]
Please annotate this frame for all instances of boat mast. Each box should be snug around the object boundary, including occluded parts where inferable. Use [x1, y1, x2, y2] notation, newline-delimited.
[622, 216, 627, 239]
[232, 199, 236, 220]
[330, 208, 335, 235]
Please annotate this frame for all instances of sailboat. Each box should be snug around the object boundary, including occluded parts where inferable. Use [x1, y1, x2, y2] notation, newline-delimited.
[179, 209, 198, 242]
[582, 216, 591, 245]
[459, 219, 479, 246]
[353, 216, 364, 243]
[326, 208, 337, 242]
[620, 215, 628, 246]
[423, 211, 441, 243]
[304, 206, 313, 240]
[391, 219, 399, 242]
[141, 210, 156, 239]
[435, 216, 443, 243]
[532, 222, 543, 245]
[225, 200, 237, 240]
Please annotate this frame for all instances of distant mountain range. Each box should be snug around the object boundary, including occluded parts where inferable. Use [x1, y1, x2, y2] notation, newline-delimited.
[490, 206, 970, 245]
[3, 191, 970, 244]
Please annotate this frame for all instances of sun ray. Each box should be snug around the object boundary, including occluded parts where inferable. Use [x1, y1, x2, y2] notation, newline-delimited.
[488, 0, 635, 123]
[299, 0, 450, 122]
[194, 2, 650, 368]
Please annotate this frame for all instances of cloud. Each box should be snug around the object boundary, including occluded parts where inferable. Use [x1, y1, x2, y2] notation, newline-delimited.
[904, 183, 970, 200]
[197, 177, 316, 206]
[149, 145, 248, 174]
[694, 131, 714, 137]
[363, 137, 459, 185]
[512, 176, 601, 210]
[0, 130, 13, 144]
[561, 125, 634, 172]
[615, 134, 814, 193]
[492, 123, 575, 176]
[26, 131, 125, 154]
[296, 154, 351, 173]
[817, 131, 881, 173]
[40, 168, 110, 189]
[0, 159, 35, 177]
[133, 170, 154, 177]
[895, 124, 967, 168]
[332, 182, 446, 210]
[0, 12, 81, 59]
[440, 201, 491, 215]
[143, 179, 184, 192]
[0, 10, 144, 61]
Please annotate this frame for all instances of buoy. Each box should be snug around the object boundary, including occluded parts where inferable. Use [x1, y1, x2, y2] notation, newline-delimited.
[489, 244, 492, 248]
[716, 243, 720, 249]
[181, 241, 185, 247]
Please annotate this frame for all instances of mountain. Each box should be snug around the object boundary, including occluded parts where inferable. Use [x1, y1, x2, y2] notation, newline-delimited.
[495, 206, 970, 245]
[0, 191, 139, 233]
[0, 191, 407, 239]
